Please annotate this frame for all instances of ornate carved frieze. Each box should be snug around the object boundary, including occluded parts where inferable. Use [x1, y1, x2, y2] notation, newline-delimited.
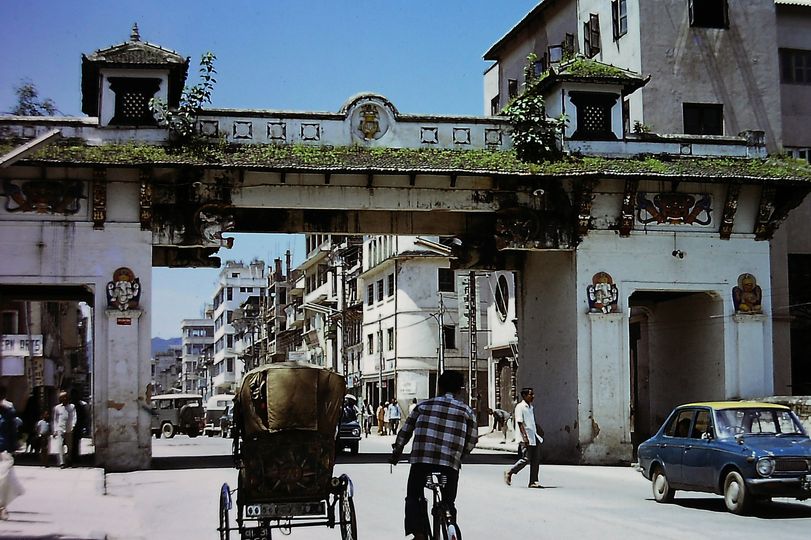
[195, 204, 235, 249]
[636, 192, 712, 225]
[106, 267, 141, 311]
[139, 170, 152, 230]
[754, 185, 811, 241]
[618, 179, 638, 237]
[92, 168, 107, 229]
[719, 184, 740, 240]
[3, 178, 83, 214]
[494, 182, 574, 250]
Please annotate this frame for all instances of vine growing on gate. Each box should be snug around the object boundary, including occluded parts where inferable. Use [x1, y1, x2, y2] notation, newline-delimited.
[150, 52, 217, 142]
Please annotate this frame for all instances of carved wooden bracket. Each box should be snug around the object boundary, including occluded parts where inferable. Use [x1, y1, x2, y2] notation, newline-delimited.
[755, 184, 811, 240]
[92, 168, 107, 230]
[754, 185, 776, 240]
[719, 184, 741, 240]
[573, 179, 597, 241]
[139, 169, 152, 231]
[618, 179, 639, 237]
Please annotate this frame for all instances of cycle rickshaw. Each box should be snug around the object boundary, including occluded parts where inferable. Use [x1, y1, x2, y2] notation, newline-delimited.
[217, 362, 358, 539]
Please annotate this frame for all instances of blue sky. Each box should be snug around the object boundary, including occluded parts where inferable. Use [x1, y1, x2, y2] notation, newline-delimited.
[1, 0, 539, 337]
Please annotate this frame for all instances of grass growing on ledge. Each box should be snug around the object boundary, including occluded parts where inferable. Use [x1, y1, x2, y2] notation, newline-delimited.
[2, 140, 811, 182]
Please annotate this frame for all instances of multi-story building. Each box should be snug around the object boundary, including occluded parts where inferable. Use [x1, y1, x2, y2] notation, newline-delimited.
[151, 346, 181, 395]
[482, 0, 811, 399]
[180, 316, 214, 396]
[210, 260, 266, 394]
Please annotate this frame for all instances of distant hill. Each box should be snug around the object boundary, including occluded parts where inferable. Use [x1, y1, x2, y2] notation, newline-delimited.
[151, 337, 182, 356]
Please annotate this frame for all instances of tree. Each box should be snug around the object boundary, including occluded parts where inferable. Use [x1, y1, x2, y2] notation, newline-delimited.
[10, 79, 58, 116]
[150, 52, 217, 142]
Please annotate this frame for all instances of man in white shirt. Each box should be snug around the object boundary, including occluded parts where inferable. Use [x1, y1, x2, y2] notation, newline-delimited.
[504, 387, 543, 488]
[52, 391, 76, 468]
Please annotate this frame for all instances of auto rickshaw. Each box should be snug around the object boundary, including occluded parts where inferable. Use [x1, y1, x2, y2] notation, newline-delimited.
[218, 362, 357, 539]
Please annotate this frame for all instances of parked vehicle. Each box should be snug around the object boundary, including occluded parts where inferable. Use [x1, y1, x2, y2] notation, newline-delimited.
[203, 394, 234, 437]
[150, 393, 205, 439]
[636, 401, 811, 514]
[335, 396, 361, 454]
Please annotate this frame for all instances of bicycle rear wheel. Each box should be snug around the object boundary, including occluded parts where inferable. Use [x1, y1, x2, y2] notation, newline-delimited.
[434, 506, 461, 540]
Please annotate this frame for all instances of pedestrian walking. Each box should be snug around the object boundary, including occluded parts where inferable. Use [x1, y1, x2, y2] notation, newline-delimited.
[35, 411, 51, 466]
[70, 390, 88, 464]
[489, 406, 511, 443]
[362, 401, 374, 437]
[389, 371, 478, 540]
[383, 400, 391, 435]
[408, 398, 418, 415]
[0, 385, 24, 520]
[376, 402, 387, 435]
[388, 398, 402, 434]
[505, 387, 544, 488]
[52, 391, 77, 468]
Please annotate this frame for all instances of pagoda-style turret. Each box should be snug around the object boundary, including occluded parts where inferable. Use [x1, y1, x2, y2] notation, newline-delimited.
[81, 24, 189, 127]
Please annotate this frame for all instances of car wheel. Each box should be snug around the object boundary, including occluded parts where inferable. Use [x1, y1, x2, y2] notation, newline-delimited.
[161, 422, 176, 439]
[723, 470, 752, 515]
[350, 441, 359, 455]
[651, 467, 675, 503]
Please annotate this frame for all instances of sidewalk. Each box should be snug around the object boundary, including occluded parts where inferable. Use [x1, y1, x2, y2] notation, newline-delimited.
[475, 426, 520, 453]
[0, 464, 137, 540]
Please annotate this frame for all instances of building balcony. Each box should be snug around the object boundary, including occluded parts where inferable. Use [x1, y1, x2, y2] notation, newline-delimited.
[213, 371, 237, 389]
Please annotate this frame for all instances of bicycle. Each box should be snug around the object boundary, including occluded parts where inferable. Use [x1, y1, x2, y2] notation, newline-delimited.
[423, 472, 462, 540]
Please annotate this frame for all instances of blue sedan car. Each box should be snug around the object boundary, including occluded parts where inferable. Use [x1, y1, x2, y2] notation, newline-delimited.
[637, 401, 811, 514]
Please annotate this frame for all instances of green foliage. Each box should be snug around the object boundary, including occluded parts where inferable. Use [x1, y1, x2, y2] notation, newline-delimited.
[633, 121, 651, 134]
[150, 52, 217, 141]
[504, 85, 565, 163]
[9, 79, 58, 116]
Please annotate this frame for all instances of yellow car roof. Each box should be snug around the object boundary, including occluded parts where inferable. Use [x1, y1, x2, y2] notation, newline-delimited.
[681, 401, 790, 410]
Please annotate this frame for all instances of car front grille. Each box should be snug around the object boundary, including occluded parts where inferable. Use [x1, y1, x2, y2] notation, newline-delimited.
[775, 458, 810, 473]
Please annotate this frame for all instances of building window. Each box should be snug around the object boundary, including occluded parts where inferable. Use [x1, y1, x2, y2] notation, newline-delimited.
[508, 79, 519, 99]
[683, 103, 723, 135]
[227, 358, 234, 372]
[570, 92, 618, 140]
[787, 147, 811, 164]
[612, 0, 627, 40]
[689, 0, 728, 29]
[387, 273, 395, 297]
[226, 287, 233, 301]
[442, 325, 456, 350]
[780, 49, 811, 85]
[227, 335, 233, 349]
[438, 268, 455, 292]
[377, 279, 384, 302]
[107, 77, 160, 126]
[387, 328, 394, 351]
[495, 275, 510, 322]
[490, 95, 500, 116]
[226, 310, 233, 324]
[367, 333, 374, 354]
[583, 13, 601, 58]
[367, 284, 374, 306]
[1, 311, 18, 334]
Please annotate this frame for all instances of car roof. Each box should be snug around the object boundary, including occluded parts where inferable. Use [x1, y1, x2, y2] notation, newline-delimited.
[151, 393, 203, 400]
[680, 400, 790, 410]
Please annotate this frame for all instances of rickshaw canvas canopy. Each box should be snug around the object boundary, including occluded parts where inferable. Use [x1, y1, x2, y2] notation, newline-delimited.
[236, 361, 346, 437]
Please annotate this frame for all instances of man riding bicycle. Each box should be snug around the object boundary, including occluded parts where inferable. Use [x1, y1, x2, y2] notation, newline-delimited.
[389, 370, 478, 540]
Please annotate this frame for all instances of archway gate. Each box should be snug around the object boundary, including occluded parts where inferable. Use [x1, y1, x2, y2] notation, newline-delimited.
[3, 99, 811, 469]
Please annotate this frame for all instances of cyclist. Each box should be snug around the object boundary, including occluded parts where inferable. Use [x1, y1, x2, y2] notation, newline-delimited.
[389, 370, 478, 540]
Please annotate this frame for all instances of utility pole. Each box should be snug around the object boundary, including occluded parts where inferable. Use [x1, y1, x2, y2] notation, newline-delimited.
[377, 318, 384, 406]
[467, 271, 478, 412]
[437, 292, 445, 396]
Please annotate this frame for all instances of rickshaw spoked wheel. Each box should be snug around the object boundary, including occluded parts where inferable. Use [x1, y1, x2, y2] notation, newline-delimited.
[219, 483, 231, 540]
[338, 477, 357, 540]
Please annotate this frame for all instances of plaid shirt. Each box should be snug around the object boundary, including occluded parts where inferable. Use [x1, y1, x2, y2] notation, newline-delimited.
[392, 393, 477, 470]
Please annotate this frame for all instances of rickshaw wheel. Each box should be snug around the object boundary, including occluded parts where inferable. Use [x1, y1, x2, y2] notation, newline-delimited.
[219, 483, 231, 540]
[339, 487, 358, 540]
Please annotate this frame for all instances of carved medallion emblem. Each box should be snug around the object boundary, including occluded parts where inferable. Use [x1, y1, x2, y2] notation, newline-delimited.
[637, 192, 712, 225]
[358, 104, 380, 140]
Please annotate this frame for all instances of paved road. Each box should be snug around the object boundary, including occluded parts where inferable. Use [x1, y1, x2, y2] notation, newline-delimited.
[101, 434, 811, 540]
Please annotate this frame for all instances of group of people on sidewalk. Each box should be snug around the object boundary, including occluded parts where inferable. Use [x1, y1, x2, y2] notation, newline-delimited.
[354, 397, 409, 436]
[0, 386, 87, 522]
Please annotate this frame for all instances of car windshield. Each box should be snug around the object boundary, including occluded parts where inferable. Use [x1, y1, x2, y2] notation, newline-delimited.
[714, 408, 806, 437]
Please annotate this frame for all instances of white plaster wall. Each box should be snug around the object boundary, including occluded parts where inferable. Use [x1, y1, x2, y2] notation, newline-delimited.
[574, 229, 773, 462]
[637, 0, 782, 148]
[0, 210, 152, 470]
[483, 63, 499, 115]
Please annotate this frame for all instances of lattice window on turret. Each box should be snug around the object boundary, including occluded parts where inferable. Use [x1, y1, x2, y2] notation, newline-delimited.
[108, 77, 161, 126]
[569, 91, 619, 141]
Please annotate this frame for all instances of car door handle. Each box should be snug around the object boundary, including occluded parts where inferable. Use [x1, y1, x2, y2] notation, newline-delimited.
[658, 443, 667, 448]
[685, 445, 693, 450]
